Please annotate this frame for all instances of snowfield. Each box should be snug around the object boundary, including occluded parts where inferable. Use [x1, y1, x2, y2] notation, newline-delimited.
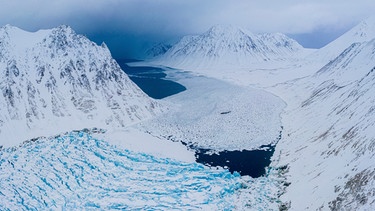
[136, 68, 285, 151]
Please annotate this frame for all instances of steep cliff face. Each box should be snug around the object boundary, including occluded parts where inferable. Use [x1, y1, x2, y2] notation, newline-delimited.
[0, 25, 163, 147]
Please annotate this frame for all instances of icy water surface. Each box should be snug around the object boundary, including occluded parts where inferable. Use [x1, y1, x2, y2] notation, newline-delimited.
[194, 145, 275, 177]
[122, 61, 284, 179]
[117, 59, 186, 99]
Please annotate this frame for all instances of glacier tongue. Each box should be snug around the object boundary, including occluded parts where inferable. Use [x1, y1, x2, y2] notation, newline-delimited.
[0, 131, 278, 210]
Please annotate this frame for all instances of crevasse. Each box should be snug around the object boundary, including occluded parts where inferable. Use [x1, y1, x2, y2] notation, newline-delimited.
[0, 132, 243, 210]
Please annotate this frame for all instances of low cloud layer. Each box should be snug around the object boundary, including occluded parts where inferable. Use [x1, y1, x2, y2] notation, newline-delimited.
[1, 0, 374, 58]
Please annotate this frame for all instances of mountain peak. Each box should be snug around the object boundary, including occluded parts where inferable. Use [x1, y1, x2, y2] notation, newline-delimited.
[53, 24, 75, 35]
[206, 24, 246, 35]
[312, 16, 375, 63]
[49, 24, 80, 42]
[151, 25, 306, 69]
[0, 25, 163, 147]
[204, 24, 256, 41]
[1, 24, 19, 31]
[0, 24, 31, 36]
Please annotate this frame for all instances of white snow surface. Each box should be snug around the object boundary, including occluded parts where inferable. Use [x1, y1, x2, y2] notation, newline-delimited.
[270, 36, 375, 210]
[0, 25, 164, 148]
[150, 24, 313, 71]
[144, 42, 172, 58]
[93, 127, 195, 163]
[137, 69, 285, 151]
[310, 16, 375, 64]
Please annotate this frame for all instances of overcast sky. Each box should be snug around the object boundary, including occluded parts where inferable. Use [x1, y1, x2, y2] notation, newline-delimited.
[1, 0, 374, 58]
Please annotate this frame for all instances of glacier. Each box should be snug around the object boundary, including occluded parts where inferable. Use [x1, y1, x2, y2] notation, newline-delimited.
[0, 131, 280, 210]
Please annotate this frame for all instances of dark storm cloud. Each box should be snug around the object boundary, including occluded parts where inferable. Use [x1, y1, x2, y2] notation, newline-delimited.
[1, 0, 375, 58]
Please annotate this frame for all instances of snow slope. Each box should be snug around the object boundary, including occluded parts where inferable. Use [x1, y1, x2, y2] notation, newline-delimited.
[144, 42, 172, 58]
[311, 16, 375, 63]
[0, 25, 164, 147]
[151, 25, 311, 70]
[270, 35, 375, 210]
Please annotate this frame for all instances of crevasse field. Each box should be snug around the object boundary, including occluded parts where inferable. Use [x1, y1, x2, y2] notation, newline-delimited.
[0, 131, 280, 210]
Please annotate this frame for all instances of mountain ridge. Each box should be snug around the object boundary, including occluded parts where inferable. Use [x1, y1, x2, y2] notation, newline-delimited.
[311, 16, 375, 63]
[150, 24, 309, 70]
[0, 25, 164, 147]
[267, 19, 375, 210]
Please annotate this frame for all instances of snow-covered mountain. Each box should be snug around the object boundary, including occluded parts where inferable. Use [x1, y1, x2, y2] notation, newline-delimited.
[151, 25, 309, 69]
[0, 25, 163, 147]
[267, 18, 375, 210]
[144, 42, 172, 58]
[312, 16, 375, 63]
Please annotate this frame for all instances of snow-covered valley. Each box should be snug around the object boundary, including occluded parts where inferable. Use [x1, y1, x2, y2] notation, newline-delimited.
[145, 18, 375, 210]
[134, 67, 285, 152]
[2, 16, 375, 210]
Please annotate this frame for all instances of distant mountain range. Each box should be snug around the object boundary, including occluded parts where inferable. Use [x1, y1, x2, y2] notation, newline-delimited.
[148, 25, 311, 69]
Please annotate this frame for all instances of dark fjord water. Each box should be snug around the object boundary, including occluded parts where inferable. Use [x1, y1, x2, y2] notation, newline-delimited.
[194, 145, 275, 178]
[116, 59, 186, 99]
[116, 59, 278, 178]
